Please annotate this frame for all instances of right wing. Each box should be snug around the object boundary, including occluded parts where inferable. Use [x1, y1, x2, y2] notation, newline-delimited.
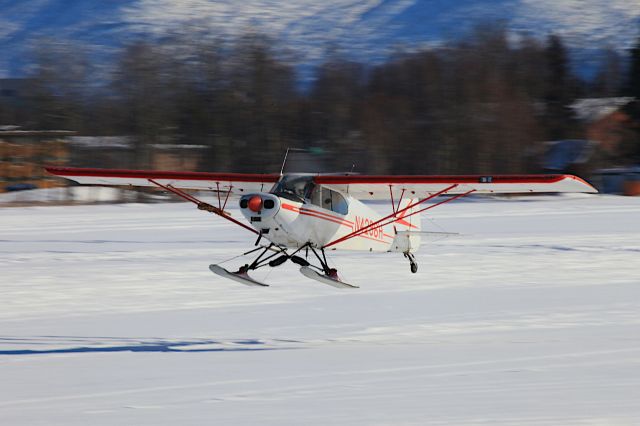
[314, 174, 597, 200]
[45, 166, 280, 195]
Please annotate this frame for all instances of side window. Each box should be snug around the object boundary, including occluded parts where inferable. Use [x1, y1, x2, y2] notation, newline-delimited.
[331, 190, 348, 215]
[320, 188, 348, 215]
[311, 186, 322, 207]
[322, 191, 332, 211]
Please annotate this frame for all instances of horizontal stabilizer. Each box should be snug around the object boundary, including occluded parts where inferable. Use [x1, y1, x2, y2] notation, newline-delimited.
[396, 231, 460, 237]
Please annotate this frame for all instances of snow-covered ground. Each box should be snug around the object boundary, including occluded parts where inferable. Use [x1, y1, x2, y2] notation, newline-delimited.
[1, 195, 639, 425]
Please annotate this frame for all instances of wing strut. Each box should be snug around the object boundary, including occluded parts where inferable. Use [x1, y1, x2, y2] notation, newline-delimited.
[323, 185, 475, 249]
[389, 185, 406, 215]
[148, 178, 259, 235]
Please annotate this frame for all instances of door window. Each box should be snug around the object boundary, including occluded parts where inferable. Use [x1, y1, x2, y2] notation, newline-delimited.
[320, 187, 348, 215]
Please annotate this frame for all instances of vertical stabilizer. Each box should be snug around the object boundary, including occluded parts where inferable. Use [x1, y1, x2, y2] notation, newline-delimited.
[389, 199, 422, 252]
[395, 199, 421, 232]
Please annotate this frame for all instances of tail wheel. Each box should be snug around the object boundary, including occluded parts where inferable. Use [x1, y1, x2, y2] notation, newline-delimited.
[404, 252, 418, 274]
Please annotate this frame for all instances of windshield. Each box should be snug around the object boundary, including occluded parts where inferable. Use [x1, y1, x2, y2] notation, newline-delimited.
[271, 175, 314, 202]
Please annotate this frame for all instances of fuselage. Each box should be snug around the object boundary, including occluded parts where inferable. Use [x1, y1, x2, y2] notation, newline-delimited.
[238, 174, 421, 253]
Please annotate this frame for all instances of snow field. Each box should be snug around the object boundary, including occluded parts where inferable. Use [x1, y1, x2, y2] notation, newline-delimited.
[1, 194, 639, 425]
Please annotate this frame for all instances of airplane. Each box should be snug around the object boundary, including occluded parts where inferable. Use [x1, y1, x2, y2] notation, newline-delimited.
[45, 165, 597, 288]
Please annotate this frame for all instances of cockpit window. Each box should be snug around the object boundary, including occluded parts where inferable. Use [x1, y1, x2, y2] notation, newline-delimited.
[272, 175, 348, 215]
[271, 175, 314, 202]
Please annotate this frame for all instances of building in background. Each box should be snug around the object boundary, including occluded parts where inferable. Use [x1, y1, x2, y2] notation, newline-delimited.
[0, 130, 74, 192]
[0, 130, 218, 204]
[571, 97, 636, 160]
[542, 139, 596, 176]
[149, 144, 208, 171]
[569, 97, 640, 195]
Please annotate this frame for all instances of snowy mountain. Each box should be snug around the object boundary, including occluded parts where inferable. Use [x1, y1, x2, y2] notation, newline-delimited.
[1, 0, 639, 78]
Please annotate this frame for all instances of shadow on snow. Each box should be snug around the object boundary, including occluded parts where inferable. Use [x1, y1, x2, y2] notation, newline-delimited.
[0, 336, 299, 355]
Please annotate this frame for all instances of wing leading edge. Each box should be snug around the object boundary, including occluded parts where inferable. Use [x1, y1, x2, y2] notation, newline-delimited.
[314, 174, 597, 200]
[47, 167, 597, 199]
[45, 166, 280, 194]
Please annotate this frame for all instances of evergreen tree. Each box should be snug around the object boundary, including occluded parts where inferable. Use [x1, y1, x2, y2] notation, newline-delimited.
[624, 35, 640, 162]
[627, 35, 640, 101]
[593, 47, 623, 97]
[543, 34, 575, 140]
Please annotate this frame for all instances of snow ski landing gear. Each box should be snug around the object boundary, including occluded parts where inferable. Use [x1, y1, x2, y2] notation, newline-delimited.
[299, 246, 358, 289]
[300, 266, 358, 289]
[209, 264, 269, 287]
[404, 252, 418, 273]
[209, 243, 286, 287]
[210, 242, 357, 288]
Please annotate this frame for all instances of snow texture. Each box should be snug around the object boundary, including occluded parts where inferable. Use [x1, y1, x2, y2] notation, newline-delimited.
[1, 194, 640, 425]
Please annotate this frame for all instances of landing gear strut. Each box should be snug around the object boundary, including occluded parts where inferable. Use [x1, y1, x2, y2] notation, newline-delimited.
[233, 242, 313, 275]
[209, 244, 286, 287]
[299, 245, 357, 288]
[210, 243, 310, 287]
[307, 245, 339, 278]
[235, 243, 284, 273]
[211, 242, 357, 288]
[404, 252, 418, 273]
[264, 242, 337, 278]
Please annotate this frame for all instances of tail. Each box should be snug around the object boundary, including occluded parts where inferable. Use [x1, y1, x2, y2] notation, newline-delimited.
[389, 199, 422, 253]
[395, 199, 421, 232]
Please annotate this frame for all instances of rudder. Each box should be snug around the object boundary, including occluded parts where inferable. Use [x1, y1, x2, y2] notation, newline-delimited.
[389, 199, 421, 252]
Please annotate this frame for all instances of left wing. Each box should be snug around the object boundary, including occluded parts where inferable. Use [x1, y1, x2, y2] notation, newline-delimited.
[45, 166, 280, 195]
[314, 174, 597, 200]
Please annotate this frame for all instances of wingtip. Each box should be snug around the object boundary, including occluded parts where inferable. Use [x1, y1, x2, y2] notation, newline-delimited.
[44, 166, 62, 176]
[562, 174, 599, 193]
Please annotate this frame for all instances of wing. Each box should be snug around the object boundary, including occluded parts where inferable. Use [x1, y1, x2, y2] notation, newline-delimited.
[314, 174, 597, 200]
[45, 166, 280, 195]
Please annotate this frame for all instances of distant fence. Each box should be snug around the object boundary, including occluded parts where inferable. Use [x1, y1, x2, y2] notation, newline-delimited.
[0, 186, 202, 206]
[592, 168, 640, 195]
[0, 187, 130, 206]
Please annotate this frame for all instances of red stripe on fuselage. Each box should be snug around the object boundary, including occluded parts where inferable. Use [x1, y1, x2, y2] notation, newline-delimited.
[280, 203, 391, 244]
[297, 209, 350, 227]
[281, 203, 352, 226]
[299, 208, 354, 226]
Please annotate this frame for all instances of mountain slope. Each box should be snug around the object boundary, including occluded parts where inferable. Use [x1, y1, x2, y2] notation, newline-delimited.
[0, 0, 638, 78]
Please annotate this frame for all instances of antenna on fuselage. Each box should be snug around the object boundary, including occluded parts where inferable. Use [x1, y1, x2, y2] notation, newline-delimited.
[280, 148, 290, 176]
[279, 147, 307, 176]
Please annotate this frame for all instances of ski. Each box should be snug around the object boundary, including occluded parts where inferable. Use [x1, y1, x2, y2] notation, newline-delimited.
[299, 266, 359, 289]
[209, 264, 269, 287]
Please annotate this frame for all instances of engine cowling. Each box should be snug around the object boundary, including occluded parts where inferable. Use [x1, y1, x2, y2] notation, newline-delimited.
[239, 193, 280, 224]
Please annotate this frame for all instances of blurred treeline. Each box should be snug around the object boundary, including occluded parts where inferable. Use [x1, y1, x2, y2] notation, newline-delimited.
[1, 24, 639, 174]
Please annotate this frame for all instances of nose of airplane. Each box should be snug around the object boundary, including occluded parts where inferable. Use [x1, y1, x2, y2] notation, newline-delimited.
[248, 195, 263, 212]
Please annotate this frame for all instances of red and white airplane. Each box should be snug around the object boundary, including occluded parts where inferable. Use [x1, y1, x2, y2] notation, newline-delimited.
[46, 165, 597, 288]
